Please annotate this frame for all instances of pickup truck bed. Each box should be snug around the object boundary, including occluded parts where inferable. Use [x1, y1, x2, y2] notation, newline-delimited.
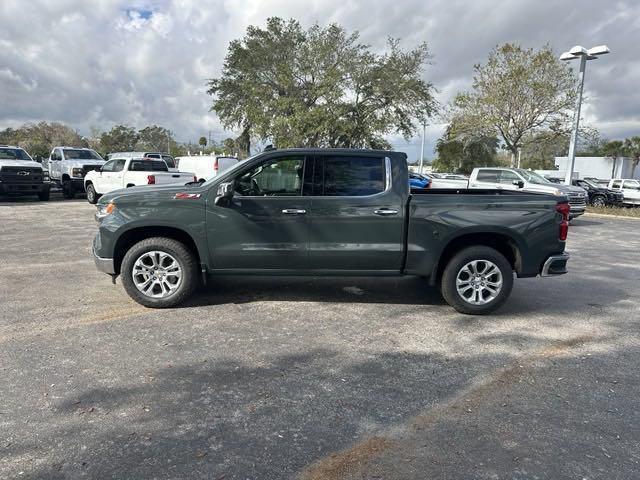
[91, 148, 570, 315]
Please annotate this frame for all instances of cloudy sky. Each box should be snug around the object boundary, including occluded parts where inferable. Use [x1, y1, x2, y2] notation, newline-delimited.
[1, 0, 639, 159]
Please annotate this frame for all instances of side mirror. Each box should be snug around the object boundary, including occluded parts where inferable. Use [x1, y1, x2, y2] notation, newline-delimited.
[214, 181, 235, 206]
[512, 180, 525, 188]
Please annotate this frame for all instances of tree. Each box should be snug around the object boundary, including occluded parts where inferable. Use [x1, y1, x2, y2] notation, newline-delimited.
[451, 43, 576, 165]
[623, 136, 640, 177]
[100, 125, 138, 154]
[433, 126, 499, 174]
[519, 127, 602, 170]
[207, 17, 437, 152]
[198, 136, 207, 148]
[601, 140, 626, 178]
[137, 125, 173, 152]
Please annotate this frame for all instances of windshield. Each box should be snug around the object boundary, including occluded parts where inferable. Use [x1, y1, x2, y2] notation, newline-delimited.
[515, 169, 550, 185]
[63, 149, 103, 160]
[581, 179, 599, 189]
[0, 147, 33, 161]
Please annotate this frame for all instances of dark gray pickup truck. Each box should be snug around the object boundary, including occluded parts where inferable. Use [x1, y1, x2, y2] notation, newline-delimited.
[92, 148, 570, 314]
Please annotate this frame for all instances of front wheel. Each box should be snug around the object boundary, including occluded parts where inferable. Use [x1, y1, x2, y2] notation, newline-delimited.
[591, 195, 606, 207]
[62, 179, 75, 199]
[440, 246, 514, 315]
[120, 237, 198, 308]
[86, 183, 99, 204]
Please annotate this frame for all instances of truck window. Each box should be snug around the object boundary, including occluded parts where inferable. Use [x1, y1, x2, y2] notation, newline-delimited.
[476, 169, 500, 182]
[612, 180, 621, 189]
[317, 156, 385, 196]
[0, 147, 32, 161]
[129, 160, 168, 172]
[113, 159, 126, 172]
[101, 160, 117, 172]
[161, 155, 176, 168]
[498, 170, 520, 184]
[235, 156, 304, 196]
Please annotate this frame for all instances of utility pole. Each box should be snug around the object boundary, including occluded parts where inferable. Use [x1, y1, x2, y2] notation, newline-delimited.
[419, 122, 426, 174]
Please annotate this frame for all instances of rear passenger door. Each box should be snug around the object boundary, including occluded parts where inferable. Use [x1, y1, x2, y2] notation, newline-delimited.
[307, 154, 405, 272]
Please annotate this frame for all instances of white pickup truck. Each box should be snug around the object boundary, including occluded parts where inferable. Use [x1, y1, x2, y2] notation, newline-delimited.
[84, 157, 195, 204]
[608, 179, 640, 206]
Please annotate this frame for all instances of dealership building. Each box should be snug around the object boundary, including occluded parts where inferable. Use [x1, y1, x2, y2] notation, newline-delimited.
[552, 156, 639, 180]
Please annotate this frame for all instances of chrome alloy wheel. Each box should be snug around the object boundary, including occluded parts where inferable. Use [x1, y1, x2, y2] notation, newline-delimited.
[132, 250, 182, 298]
[455, 259, 503, 305]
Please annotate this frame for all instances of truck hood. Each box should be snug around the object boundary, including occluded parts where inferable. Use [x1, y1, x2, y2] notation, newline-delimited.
[100, 182, 202, 204]
[62, 159, 105, 168]
[0, 159, 43, 170]
[524, 183, 585, 196]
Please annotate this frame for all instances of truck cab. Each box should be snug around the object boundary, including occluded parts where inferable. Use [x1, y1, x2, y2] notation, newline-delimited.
[0, 145, 51, 201]
[47, 147, 105, 199]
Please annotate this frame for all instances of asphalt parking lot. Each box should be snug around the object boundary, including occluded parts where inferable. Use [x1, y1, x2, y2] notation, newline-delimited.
[1, 197, 639, 479]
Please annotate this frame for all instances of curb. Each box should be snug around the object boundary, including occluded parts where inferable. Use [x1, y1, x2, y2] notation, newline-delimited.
[582, 212, 640, 221]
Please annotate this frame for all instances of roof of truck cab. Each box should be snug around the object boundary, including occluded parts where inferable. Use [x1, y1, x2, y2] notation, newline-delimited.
[257, 148, 406, 157]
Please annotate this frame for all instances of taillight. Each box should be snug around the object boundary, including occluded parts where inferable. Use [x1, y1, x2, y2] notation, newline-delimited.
[556, 202, 570, 241]
[214, 158, 218, 172]
[147, 175, 156, 185]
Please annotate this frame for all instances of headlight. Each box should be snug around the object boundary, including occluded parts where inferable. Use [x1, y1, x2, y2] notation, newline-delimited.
[95, 202, 116, 220]
[43, 171, 50, 181]
[72, 167, 84, 177]
[552, 189, 562, 196]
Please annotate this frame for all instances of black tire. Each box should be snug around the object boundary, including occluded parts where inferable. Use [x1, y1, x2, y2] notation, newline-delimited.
[440, 246, 514, 315]
[591, 195, 606, 207]
[62, 179, 75, 199]
[86, 183, 99, 204]
[37, 189, 50, 201]
[120, 237, 198, 308]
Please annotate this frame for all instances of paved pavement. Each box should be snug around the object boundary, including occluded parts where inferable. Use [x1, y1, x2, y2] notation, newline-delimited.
[1, 197, 639, 479]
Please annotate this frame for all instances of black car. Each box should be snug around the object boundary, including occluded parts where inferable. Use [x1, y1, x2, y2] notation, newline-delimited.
[572, 179, 624, 207]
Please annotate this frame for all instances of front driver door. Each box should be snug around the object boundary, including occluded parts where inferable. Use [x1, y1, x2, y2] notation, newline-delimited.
[206, 154, 310, 271]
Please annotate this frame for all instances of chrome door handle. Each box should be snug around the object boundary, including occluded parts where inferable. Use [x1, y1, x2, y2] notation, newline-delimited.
[374, 209, 398, 216]
[282, 209, 306, 215]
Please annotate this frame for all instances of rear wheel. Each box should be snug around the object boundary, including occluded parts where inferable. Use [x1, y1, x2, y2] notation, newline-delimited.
[440, 246, 513, 315]
[86, 183, 99, 204]
[120, 237, 198, 308]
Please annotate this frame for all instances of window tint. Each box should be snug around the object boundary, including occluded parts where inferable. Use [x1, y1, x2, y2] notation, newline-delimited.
[129, 159, 168, 172]
[161, 155, 175, 168]
[499, 170, 520, 184]
[113, 159, 126, 172]
[235, 156, 304, 196]
[318, 156, 385, 196]
[62, 149, 102, 160]
[612, 180, 621, 188]
[101, 160, 117, 172]
[476, 169, 499, 182]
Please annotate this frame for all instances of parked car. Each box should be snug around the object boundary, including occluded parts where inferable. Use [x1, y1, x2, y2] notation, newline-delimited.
[425, 173, 468, 189]
[608, 179, 640, 206]
[47, 147, 105, 198]
[0, 145, 51, 201]
[92, 148, 571, 315]
[174, 155, 239, 182]
[107, 152, 177, 171]
[572, 179, 624, 207]
[84, 157, 196, 204]
[545, 177, 563, 184]
[409, 172, 430, 189]
[468, 167, 587, 219]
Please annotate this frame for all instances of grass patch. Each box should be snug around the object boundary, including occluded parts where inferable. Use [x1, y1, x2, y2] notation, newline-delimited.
[587, 205, 640, 218]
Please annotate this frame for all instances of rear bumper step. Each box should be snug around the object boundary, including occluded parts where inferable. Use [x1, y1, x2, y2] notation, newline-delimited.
[541, 253, 570, 277]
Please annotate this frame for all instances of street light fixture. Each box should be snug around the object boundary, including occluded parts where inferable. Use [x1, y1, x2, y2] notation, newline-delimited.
[560, 44, 610, 185]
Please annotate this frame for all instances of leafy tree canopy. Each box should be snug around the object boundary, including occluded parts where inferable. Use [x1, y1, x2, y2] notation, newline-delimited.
[207, 17, 438, 152]
[450, 43, 577, 159]
[433, 125, 500, 174]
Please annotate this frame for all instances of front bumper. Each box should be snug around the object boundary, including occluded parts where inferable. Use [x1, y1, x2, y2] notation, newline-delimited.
[541, 253, 570, 277]
[0, 182, 50, 195]
[93, 247, 115, 275]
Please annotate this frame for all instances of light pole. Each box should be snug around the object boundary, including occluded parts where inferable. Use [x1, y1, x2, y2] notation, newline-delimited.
[560, 45, 610, 185]
[419, 122, 426, 174]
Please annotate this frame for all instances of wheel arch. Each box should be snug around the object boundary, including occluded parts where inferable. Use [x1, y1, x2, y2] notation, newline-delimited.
[113, 226, 202, 275]
[430, 231, 523, 286]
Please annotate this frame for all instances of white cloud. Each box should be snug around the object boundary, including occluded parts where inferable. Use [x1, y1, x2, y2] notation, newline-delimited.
[0, 0, 639, 159]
